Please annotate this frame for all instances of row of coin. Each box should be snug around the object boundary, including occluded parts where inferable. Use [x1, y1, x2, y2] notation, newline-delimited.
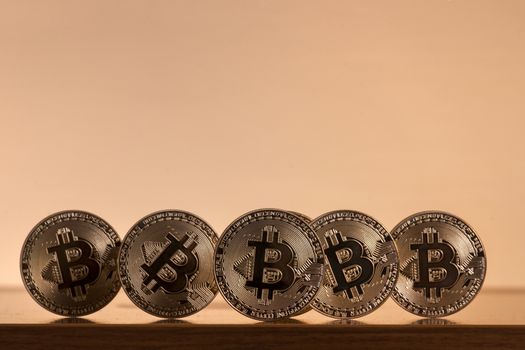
[20, 209, 486, 320]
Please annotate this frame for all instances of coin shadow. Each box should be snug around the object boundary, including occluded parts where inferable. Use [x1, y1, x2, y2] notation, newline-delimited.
[257, 318, 306, 325]
[115, 301, 140, 309]
[411, 318, 456, 326]
[327, 319, 367, 326]
[151, 319, 192, 325]
[51, 317, 96, 324]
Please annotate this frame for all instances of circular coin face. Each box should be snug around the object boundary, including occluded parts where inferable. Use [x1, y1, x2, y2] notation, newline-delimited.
[286, 210, 313, 316]
[310, 210, 399, 318]
[215, 209, 324, 321]
[20, 210, 121, 316]
[118, 210, 219, 318]
[390, 211, 486, 317]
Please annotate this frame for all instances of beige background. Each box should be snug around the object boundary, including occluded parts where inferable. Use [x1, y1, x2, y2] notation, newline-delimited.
[1, 1, 524, 288]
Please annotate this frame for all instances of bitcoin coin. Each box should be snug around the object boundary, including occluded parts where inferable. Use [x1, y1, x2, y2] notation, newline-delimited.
[20, 210, 121, 316]
[288, 211, 312, 224]
[286, 210, 313, 316]
[118, 210, 219, 318]
[215, 209, 324, 320]
[310, 210, 399, 318]
[390, 211, 486, 317]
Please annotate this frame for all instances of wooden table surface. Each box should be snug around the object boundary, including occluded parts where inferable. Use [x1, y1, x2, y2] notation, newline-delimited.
[1, 287, 524, 349]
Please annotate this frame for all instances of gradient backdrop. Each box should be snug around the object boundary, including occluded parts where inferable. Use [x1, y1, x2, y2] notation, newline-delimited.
[1, 1, 524, 288]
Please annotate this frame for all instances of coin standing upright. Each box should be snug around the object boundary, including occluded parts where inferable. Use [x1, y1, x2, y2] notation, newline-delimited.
[310, 210, 399, 318]
[286, 210, 313, 316]
[215, 209, 324, 320]
[390, 211, 486, 317]
[118, 210, 219, 318]
[20, 210, 121, 316]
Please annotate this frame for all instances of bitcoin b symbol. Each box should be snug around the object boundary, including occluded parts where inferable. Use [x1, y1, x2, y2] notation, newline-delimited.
[410, 227, 459, 302]
[245, 226, 295, 302]
[324, 229, 374, 300]
[141, 233, 198, 294]
[46, 227, 101, 300]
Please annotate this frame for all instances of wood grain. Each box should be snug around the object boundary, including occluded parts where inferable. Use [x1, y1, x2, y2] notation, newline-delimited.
[1, 288, 524, 349]
[2, 324, 524, 350]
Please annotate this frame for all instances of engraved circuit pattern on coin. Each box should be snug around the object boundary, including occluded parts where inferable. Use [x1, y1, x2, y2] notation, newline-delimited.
[118, 210, 219, 318]
[310, 210, 399, 318]
[390, 211, 486, 317]
[286, 210, 313, 316]
[20, 210, 121, 316]
[215, 209, 324, 321]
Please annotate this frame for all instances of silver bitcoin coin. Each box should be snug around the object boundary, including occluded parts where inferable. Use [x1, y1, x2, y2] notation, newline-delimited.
[286, 210, 313, 316]
[288, 211, 312, 224]
[390, 211, 486, 317]
[118, 210, 219, 318]
[310, 210, 399, 318]
[20, 210, 121, 316]
[215, 209, 324, 321]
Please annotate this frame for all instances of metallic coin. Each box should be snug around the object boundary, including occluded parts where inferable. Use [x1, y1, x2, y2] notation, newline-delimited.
[288, 211, 312, 224]
[390, 211, 486, 317]
[310, 210, 399, 318]
[118, 210, 218, 318]
[286, 210, 313, 316]
[215, 209, 324, 321]
[20, 210, 121, 316]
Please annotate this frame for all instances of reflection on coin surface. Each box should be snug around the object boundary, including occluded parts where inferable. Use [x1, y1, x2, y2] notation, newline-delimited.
[390, 211, 486, 317]
[288, 211, 312, 224]
[310, 210, 399, 318]
[20, 210, 121, 316]
[118, 210, 218, 318]
[286, 210, 313, 316]
[215, 209, 324, 321]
